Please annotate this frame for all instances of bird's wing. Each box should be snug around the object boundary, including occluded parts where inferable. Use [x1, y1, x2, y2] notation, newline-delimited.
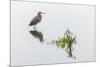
[29, 16, 39, 26]
[38, 15, 42, 22]
[31, 16, 39, 22]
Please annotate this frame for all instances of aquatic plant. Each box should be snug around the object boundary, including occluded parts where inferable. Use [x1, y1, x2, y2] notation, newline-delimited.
[50, 29, 77, 58]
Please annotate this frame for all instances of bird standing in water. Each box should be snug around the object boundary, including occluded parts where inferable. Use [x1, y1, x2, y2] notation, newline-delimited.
[29, 11, 45, 29]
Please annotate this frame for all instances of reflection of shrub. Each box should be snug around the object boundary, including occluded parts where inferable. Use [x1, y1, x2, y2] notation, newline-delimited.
[51, 29, 77, 58]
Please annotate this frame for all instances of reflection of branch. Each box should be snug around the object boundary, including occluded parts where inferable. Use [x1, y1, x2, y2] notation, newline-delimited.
[67, 46, 73, 57]
[29, 30, 44, 42]
[67, 36, 76, 57]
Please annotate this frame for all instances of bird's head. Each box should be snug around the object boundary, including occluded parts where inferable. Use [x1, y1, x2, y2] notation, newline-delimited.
[38, 11, 45, 15]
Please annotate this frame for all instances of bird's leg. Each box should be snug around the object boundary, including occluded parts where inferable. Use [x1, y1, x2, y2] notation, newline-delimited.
[33, 25, 37, 30]
[33, 26, 35, 29]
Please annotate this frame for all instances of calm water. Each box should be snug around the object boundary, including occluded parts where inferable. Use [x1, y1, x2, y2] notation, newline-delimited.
[11, 1, 95, 66]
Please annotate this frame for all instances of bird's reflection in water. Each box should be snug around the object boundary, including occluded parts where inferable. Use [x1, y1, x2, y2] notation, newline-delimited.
[30, 30, 44, 42]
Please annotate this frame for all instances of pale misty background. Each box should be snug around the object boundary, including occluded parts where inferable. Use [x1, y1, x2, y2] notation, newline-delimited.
[11, 1, 95, 66]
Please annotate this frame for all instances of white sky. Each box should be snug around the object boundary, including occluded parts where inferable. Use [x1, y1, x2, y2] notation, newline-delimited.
[11, 1, 95, 66]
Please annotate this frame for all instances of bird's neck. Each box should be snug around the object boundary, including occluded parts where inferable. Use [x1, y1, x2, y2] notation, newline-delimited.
[38, 14, 41, 16]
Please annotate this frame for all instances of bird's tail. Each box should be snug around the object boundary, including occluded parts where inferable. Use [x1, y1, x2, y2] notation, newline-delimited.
[29, 23, 32, 26]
